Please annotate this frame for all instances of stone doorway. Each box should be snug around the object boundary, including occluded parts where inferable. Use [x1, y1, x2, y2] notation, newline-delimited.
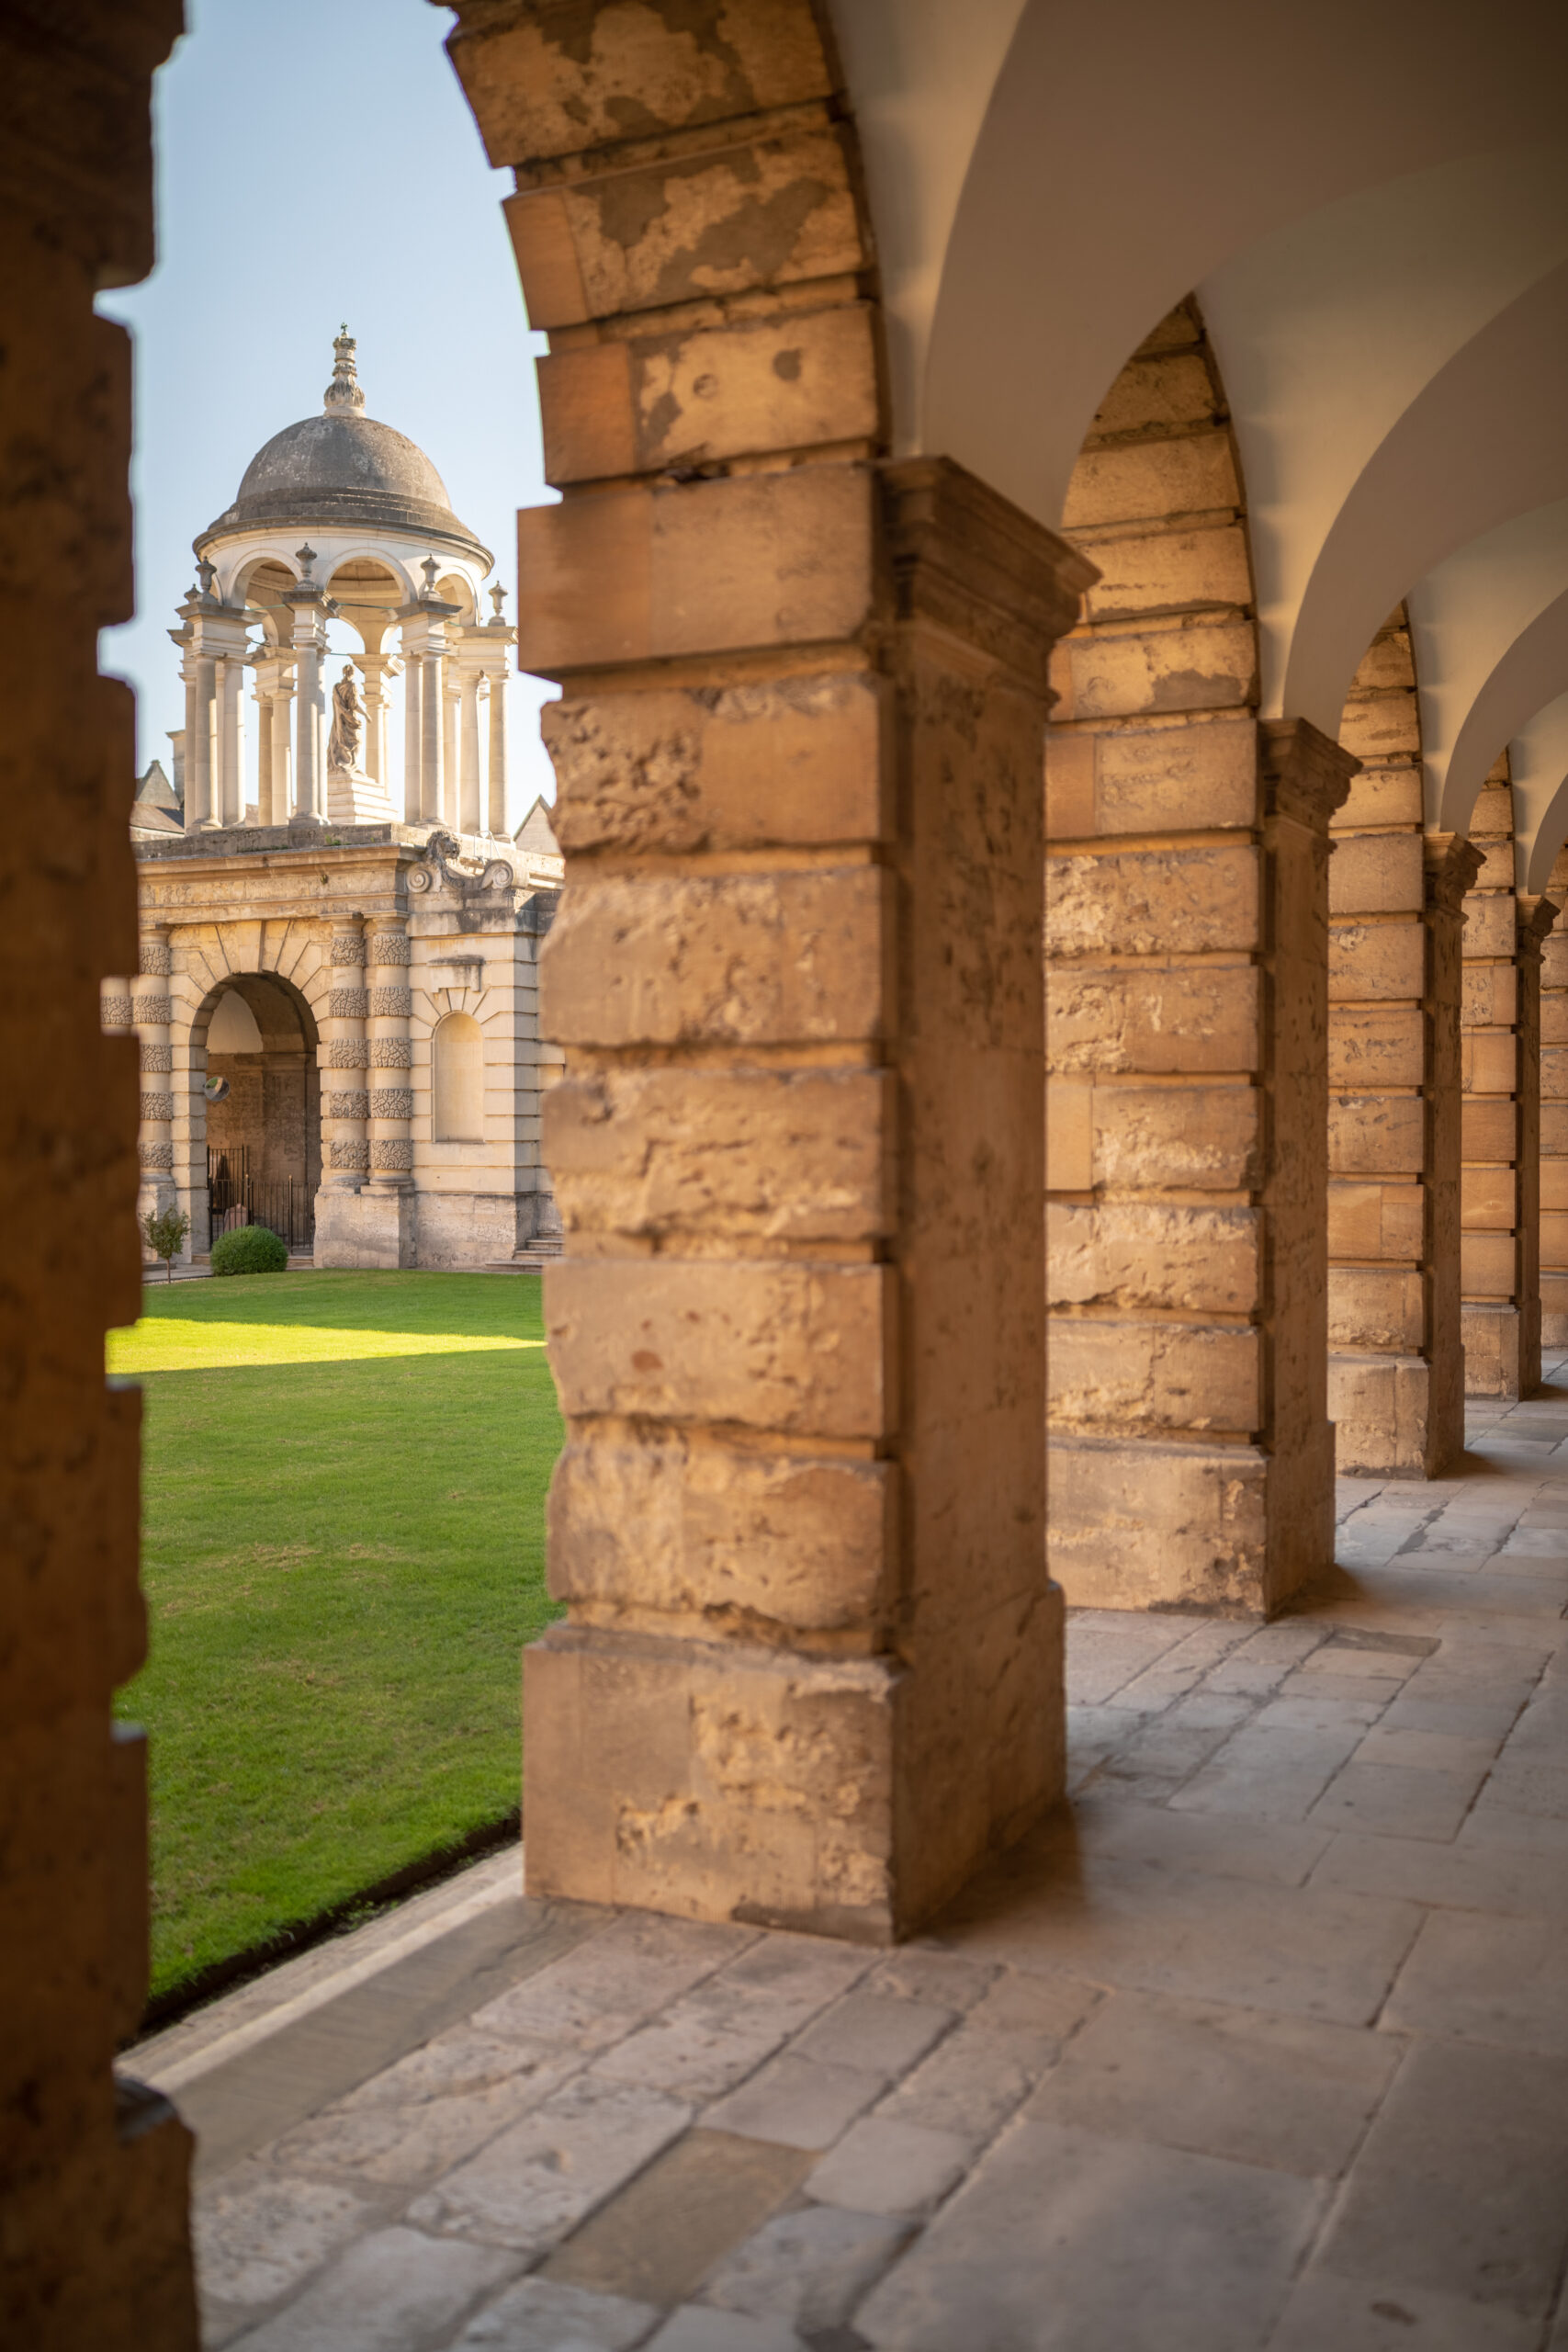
[198, 975, 321, 1253]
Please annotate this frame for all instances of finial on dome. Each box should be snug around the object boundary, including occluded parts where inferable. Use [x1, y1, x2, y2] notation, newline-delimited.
[421, 553, 440, 596]
[490, 582, 507, 620]
[323, 324, 366, 417]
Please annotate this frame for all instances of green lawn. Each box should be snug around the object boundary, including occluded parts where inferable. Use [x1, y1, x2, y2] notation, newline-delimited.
[109, 1271, 563, 2005]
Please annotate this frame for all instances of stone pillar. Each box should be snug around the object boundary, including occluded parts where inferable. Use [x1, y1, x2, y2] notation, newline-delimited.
[486, 662, 508, 836]
[363, 913, 414, 1264]
[190, 650, 216, 828]
[402, 628, 424, 819]
[132, 927, 175, 1237]
[254, 687, 275, 827]
[1325, 614, 1478, 1476]
[1540, 856, 1568, 1354]
[1044, 711, 1354, 1611]
[423, 641, 446, 823]
[285, 553, 328, 825]
[355, 652, 396, 788]
[318, 911, 368, 1216]
[217, 653, 244, 825]
[254, 665, 292, 826]
[528, 458, 1090, 1939]
[1461, 778, 1557, 1397]
[458, 656, 482, 834]
[444, 662, 462, 831]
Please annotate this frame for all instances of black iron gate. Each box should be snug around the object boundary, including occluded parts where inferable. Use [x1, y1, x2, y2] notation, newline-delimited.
[208, 1147, 314, 1252]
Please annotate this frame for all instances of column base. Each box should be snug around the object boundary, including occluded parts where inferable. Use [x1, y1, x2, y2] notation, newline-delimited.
[1048, 1430, 1335, 1615]
[1462, 1303, 1529, 1399]
[524, 1600, 1065, 1942]
[413, 1190, 544, 1268]
[1328, 1351, 1464, 1478]
[313, 1182, 414, 1269]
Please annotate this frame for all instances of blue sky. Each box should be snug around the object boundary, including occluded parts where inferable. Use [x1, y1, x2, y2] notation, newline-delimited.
[98, 0, 558, 813]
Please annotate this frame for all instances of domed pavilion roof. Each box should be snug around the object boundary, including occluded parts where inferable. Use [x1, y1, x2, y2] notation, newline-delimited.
[195, 331, 491, 569]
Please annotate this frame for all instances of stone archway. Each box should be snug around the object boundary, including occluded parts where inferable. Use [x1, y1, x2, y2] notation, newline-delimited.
[195, 973, 321, 1252]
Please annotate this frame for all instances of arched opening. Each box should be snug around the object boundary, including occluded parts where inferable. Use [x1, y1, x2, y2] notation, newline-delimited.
[431, 1010, 484, 1141]
[198, 973, 321, 1250]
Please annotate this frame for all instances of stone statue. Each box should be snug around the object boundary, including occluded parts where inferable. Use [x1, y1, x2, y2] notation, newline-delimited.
[327, 662, 364, 774]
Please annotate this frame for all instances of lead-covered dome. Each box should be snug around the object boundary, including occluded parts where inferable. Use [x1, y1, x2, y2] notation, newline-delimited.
[195, 330, 491, 567]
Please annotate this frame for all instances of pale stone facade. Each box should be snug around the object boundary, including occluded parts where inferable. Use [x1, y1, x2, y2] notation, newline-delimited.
[121, 343, 565, 1271]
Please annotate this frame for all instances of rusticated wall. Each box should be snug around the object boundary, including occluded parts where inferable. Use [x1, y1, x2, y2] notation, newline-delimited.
[1044, 298, 1353, 1611]
[0, 3, 198, 2343]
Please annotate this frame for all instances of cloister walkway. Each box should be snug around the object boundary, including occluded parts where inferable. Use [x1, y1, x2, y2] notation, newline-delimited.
[132, 1377, 1568, 2352]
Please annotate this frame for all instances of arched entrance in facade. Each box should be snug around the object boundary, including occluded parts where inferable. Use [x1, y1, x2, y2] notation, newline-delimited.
[195, 973, 321, 1253]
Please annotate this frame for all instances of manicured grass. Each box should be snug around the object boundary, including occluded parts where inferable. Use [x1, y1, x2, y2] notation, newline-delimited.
[108, 1272, 563, 2003]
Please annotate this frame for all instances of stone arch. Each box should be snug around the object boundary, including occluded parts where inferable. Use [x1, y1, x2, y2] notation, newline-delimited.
[430, 1010, 484, 1141]
[186, 967, 321, 1250]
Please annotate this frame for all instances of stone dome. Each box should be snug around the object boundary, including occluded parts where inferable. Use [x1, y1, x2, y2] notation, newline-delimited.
[195, 331, 491, 568]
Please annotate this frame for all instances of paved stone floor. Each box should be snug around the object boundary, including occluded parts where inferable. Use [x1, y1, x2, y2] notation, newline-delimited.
[130, 1377, 1568, 2351]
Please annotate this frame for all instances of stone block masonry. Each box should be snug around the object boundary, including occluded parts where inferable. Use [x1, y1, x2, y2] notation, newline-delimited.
[1045, 300, 1354, 1614]
[450, 0, 1095, 1939]
[1327, 609, 1477, 1477]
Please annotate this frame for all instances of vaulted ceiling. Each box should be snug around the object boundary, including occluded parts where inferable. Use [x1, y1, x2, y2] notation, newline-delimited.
[829, 0, 1568, 882]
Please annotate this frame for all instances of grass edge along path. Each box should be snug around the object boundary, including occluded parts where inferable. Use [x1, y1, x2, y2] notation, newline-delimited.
[111, 1272, 561, 2012]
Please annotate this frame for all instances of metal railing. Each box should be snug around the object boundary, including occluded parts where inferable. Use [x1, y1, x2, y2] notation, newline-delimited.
[208, 1147, 314, 1252]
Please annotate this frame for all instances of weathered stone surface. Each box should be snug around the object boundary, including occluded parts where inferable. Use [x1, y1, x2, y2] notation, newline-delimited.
[525, 1626, 903, 1935]
[546, 1259, 892, 1438]
[1461, 1237, 1517, 1298]
[1048, 1202, 1258, 1314]
[1062, 431, 1240, 530]
[1463, 895, 1516, 957]
[542, 867, 886, 1047]
[1338, 689, 1419, 760]
[1051, 616, 1257, 721]
[517, 466, 875, 674]
[1088, 1081, 1258, 1189]
[1463, 1165, 1517, 1228]
[1046, 842, 1257, 956]
[504, 125, 863, 326]
[1336, 764, 1424, 829]
[545, 673, 888, 855]
[450, 0, 834, 164]
[548, 1437, 892, 1633]
[1048, 1318, 1259, 1434]
[1326, 1181, 1423, 1260]
[1327, 1354, 1441, 1477]
[1328, 1269, 1424, 1352]
[1049, 1432, 1268, 1609]
[1327, 1009, 1424, 1090]
[1327, 921, 1424, 1002]
[1046, 962, 1258, 1074]
[1328, 1094, 1424, 1174]
[1044, 713, 1255, 838]
[545, 1067, 889, 1242]
[1329, 833, 1424, 917]
[1077, 523, 1250, 624]
[540, 305, 880, 482]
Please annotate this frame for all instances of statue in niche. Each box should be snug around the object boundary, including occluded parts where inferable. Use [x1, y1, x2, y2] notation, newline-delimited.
[327, 662, 367, 775]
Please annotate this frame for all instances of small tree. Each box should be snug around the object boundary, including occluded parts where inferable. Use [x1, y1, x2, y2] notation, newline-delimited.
[141, 1204, 190, 1284]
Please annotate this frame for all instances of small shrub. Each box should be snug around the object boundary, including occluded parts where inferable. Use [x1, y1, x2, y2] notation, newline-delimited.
[210, 1222, 289, 1276]
[142, 1204, 191, 1283]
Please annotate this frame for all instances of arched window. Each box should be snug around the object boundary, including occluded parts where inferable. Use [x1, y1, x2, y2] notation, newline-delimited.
[431, 1012, 484, 1140]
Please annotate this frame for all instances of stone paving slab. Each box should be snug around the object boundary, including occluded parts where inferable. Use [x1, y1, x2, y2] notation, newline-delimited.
[139, 1383, 1568, 2351]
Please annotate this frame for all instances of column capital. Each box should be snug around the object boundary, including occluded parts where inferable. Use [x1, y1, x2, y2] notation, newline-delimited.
[876, 456, 1097, 684]
[1425, 830, 1485, 913]
[1518, 891, 1561, 959]
[1258, 717, 1359, 831]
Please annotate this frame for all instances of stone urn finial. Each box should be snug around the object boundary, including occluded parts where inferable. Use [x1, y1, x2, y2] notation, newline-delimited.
[490, 582, 507, 620]
[323, 324, 366, 417]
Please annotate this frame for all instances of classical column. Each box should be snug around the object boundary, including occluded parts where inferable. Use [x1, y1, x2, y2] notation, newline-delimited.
[284, 548, 328, 824]
[486, 665, 508, 836]
[1459, 767, 1558, 1400]
[218, 653, 244, 825]
[366, 915, 413, 1192]
[253, 665, 293, 826]
[422, 639, 446, 824]
[402, 630, 423, 820]
[443, 662, 462, 830]
[481, 584, 513, 837]
[190, 650, 217, 829]
[1325, 614, 1480, 1476]
[255, 689, 274, 827]
[355, 652, 397, 788]
[319, 913, 368, 1203]
[458, 656, 482, 834]
[133, 925, 175, 1230]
